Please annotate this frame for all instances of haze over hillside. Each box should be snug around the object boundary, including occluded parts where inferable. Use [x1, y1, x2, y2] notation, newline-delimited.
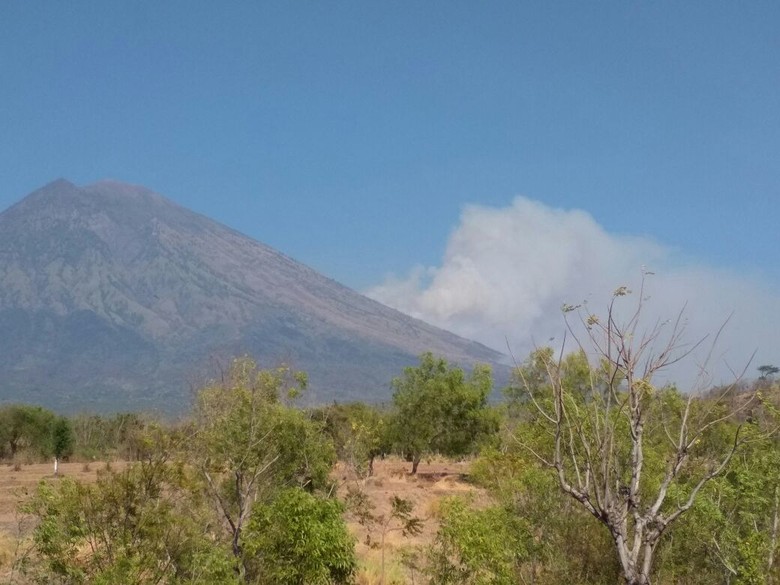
[0, 179, 504, 412]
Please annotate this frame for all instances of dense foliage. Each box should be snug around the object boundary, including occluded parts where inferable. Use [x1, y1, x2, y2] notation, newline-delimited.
[243, 488, 356, 584]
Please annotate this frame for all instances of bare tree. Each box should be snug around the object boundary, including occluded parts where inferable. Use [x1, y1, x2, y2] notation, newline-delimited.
[513, 279, 758, 585]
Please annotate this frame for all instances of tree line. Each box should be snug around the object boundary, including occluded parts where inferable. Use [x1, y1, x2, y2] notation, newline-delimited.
[0, 407, 152, 468]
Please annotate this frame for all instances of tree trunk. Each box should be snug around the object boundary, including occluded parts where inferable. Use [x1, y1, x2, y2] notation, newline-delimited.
[411, 455, 420, 475]
[53, 457, 59, 476]
[622, 565, 651, 585]
[613, 531, 653, 585]
[232, 537, 248, 582]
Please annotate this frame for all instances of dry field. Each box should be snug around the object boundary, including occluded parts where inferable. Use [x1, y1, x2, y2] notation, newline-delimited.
[0, 461, 128, 534]
[337, 458, 484, 583]
[0, 458, 481, 584]
[0, 461, 129, 582]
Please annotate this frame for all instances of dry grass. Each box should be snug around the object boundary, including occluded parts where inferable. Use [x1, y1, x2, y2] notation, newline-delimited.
[336, 457, 484, 584]
[355, 556, 409, 585]
[0, 532, 17, 569]
[0, 457, 481, 583]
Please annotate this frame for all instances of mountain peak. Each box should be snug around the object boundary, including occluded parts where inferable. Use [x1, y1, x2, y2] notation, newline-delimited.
[43, 178, 78, 190]
[30, 177, 80, 198]
[85, 179, 158, 195]
[82, 179, 175, 208]
[1, 178, 82, 218]
[15, 179, 170, 207]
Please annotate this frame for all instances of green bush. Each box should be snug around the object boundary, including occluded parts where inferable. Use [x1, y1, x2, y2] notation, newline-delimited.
[242, 487, 356, 584]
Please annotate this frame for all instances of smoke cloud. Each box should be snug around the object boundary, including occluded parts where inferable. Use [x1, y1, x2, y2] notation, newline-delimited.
[366, 197, 779, 388]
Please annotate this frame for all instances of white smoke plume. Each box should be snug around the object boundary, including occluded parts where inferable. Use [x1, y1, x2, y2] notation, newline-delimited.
[367, 197, 779, 389]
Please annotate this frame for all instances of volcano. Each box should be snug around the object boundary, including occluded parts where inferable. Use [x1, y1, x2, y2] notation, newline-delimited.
[0, 179, 503, 412]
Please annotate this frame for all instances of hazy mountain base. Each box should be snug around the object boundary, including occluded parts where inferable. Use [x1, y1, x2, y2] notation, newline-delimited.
[0, 306, 433, 412]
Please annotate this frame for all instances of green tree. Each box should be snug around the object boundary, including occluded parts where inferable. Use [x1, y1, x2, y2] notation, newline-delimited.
[70, 412, 149, 461]
[50, 416, 74, 475]
[458, 444, 620, 584]
[242, 487, 356, 584]
[317, 402, 390, 481]
[0, 404, 55, 460]
[192, 357, 336, 579]
[18, 357, 360, 585]
[391, 353, 494, 474]
[653, 433, 780, 584]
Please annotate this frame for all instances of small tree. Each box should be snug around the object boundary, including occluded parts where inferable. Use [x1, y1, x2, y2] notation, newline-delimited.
[192, 357, 335, 580]
[512, 282, 759, 585]
[0, 404, 55, 460]
[345, 489, 423, 585]
[318, 402, 390, 481]
[50, 416, 74, 475]
[759, 365, 780, 381]
[391, 353, 494, 474]
[346, 404, 389, 479]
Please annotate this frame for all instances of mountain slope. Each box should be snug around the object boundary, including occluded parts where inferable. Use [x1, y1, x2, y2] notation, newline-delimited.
[0, 179, 504, 412]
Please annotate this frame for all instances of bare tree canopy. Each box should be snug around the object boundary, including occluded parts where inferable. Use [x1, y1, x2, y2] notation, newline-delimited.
[510, 278, 767, 585]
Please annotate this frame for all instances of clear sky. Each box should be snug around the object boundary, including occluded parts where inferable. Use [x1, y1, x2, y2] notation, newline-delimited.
[1, 2, 778, 378]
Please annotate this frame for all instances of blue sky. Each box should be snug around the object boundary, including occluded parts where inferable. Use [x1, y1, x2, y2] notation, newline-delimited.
[1, 2, 778, 377]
